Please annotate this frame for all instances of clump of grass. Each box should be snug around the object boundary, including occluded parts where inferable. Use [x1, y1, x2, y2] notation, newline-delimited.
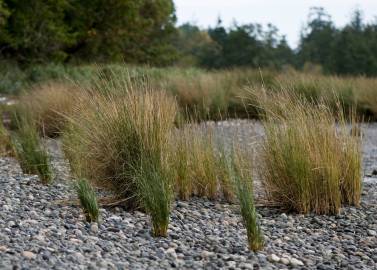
[170, 127, 193, 200]
[170, 125, 235, 201]
[18, 82, 80, 137]
[217, 146, 236, 202]
[12, 110, 53, 184]
[63, 71, 177, 236]
[76, 178, 100, 223]
[136, 160, 173, 237]
[226, 148, 264, 251]
[339, 111, 362, 206]
[0, 111, 14, 156]
[250, 88, 361, 214]
[188, 129, 218, 199]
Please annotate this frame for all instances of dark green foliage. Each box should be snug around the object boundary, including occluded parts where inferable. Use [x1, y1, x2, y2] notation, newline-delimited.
[173, 23, 218, 66]
[1, 4, 377, 76]
[76, 179, 99, 223]
[298, 7, 337, 71]
[66, 0, 177, 65]
[0, 0, 10, 28]
[175, 7, 377, 75]
[12, 110, 53, 184]
[330, 11, 377, 76]
[1, 0, 73, 63]
[299, 7, 377, 76]
[197, 21, 294, 69]
[0, 0, 177, 65]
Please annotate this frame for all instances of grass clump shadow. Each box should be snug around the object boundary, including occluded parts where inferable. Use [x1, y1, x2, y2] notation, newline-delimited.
[76, 178, 100, 223]
[250, 87, 362, 215]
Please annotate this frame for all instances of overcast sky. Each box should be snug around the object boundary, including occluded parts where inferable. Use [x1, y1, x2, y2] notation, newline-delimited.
[174, 0, 377, 48]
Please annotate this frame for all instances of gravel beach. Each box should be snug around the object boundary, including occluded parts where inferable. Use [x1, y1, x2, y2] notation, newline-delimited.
[0, 121, 376, 269]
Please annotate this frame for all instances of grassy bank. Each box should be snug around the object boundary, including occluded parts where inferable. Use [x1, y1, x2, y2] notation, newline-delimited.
[4, 64, 377, 125]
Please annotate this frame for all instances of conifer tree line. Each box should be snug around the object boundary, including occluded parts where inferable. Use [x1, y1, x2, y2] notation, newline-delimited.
[0, 1, 376, 76]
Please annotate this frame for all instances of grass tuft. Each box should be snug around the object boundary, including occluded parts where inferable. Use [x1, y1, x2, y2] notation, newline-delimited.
[0, 111, 14, 157]
[12, 110, 53, 184]
[170, 125, 235, 201]
[136, 160, 173, 237]
[18, 82, 80, 137]
[226, 148, 264, 251]
[250, 87, 362, 214]
[76, 178, 100, 223]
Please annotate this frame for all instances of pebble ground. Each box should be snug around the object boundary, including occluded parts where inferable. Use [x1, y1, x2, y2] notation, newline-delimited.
[0, 121, 376, 269]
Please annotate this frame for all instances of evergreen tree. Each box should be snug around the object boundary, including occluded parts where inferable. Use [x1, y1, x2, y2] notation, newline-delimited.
[298, 7, 337, 72]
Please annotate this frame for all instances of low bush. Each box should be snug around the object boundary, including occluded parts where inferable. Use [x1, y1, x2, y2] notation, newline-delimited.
[12, 111, 53, 184]
[251, 88, 361, 214]
[76, 178, 100, 223]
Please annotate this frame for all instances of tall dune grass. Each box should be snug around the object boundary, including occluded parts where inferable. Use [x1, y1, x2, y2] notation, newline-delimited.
[250, 88, 361, 214]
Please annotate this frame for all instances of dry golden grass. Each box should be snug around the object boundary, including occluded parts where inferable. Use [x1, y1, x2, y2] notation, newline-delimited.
[275, 70, 377, 118]
[15, 67, 377, 138]
[18, 82, 80, 137]
[250, 87, 362, 214]
[157, 68, 272, 120]
[170, 124, 235, 202]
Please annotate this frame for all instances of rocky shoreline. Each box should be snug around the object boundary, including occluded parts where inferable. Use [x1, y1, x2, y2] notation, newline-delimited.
[0, 121, 376, 269]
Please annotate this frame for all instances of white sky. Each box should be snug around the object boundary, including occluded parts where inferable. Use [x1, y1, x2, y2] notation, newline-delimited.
[174, 0, 377, 48]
